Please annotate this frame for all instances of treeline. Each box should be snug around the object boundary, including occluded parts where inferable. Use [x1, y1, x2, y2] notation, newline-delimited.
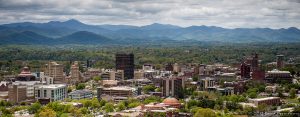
[0, 43, 300, 69]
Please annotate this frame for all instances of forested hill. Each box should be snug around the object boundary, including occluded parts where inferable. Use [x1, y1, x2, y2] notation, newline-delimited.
[0, 19, 300, 45]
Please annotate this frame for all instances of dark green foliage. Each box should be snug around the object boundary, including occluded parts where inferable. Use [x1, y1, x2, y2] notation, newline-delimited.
[76, 83, 86, 90]
[28, 102, 42, 114]
[142, 85, 156, 94]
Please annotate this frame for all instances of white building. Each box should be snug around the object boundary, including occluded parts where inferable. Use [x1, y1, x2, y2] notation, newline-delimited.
[35, 84, 67, 102]
[40, 72, 54, 85]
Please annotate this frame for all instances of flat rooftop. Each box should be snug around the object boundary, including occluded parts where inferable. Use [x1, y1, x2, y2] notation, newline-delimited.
[99, 86, 135, 91]
[249, 97, 280, 101]
[36, 84, 66, 89]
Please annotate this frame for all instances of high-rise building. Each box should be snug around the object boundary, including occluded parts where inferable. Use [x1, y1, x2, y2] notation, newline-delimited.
[162, 77, 185, 98]
[44, 62, 65, 84]
[116, 53, 134, 80]
[251, 53, 259, 71]
[240, 62, 251, 79]
[70, 61, 82, 83]
[277, 55, 284, 69]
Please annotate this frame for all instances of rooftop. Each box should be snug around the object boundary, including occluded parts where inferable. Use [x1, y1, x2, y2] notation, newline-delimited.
[100, 86, 136, 91]
[69, 90, 93, 95]
[36, 84, 67, 89]
[267, 69, 290, 74]
[249, 97, 280, 101]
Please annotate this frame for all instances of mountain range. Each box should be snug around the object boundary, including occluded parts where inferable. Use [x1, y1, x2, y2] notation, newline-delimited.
[0, 19, 300, 45]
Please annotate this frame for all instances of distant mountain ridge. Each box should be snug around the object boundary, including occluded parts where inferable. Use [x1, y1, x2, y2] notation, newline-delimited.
[0, 19, 300, 45]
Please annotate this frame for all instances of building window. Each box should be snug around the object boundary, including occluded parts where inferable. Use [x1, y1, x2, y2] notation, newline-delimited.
[37, 90, 40, 97]
[51, 90, 54, 98]
[44, 90, 47, 97]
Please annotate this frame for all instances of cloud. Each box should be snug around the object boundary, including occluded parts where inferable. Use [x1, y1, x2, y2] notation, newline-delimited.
[0, 0, 299, 28]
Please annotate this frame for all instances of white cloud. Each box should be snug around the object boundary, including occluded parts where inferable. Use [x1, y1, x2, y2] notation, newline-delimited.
[0, 0, 299, 28]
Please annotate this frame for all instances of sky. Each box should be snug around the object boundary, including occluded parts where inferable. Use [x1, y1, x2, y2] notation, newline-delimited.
[0, 0, 299, 28]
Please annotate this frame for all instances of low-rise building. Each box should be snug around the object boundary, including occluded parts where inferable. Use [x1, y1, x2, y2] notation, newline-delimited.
[97, 86, 137, 101]
[68, 90, 93, 100]
[0, 81, 9, 100]
[199, 77, 215, 91]
[224, 81, 246, 94]
[248, 97, 280, 106]
[265, 69, 293, 83]
[216, 87, 234, 95]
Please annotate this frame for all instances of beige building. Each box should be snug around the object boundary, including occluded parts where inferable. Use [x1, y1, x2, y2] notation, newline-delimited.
[44, 61, 65, 84]
[134, 70, 144, 79]
[8, 84, 27, 103]
[101, 69, 124, 81]
[70, 61, 82, 84]
[162, 77, 185, 98]
[173, 63, 181, 73]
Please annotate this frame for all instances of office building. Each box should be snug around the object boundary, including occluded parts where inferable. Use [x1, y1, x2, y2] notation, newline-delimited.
[240, 62, 251, 79]
[216, 87, 234, 95]
[224, 81, 246, 94]
[277, 55, 284, 69]
[116, 53, 134, 80]
[246, 53, 259, 71]
[35, 84, 67, 102]
[252, 70, 265, 81]
[44, 61, 65, 84]
[199, 77, 215, 91]
[162, 77, 185, 98]
[8, 84, 27, 103]
[12, 81, 40, 100]
[165, 63, 173, 72]
[97, 86, 136, 98]
[70, 61, 82, 84]
[101, 69, 124, 81]
[249, 97, 280, 106]
[265, 69, 293, 83]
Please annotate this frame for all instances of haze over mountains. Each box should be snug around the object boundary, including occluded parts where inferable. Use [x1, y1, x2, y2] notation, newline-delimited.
[0, 19, 300, 45]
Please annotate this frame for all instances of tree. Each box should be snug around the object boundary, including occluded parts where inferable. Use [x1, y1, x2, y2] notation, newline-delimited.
[76, 83, 86, 90]
[289, 88, 297, 99]
[143, 96, 161, 104]
[38, 107, 56, 117]
[128, 102, 141, 108]
[187, 100, 198, 109]
[142, 85, 156, 94]
[91, 98, 101, 108]
[103, 103, 114, 113]
[28, 102, 41, 114]
[70, 108, 83, 117]
[194, 108, 216, 117]
[99, 99, 107, 107]
[67, 87, 73, 93]
[116, 102, 126, 111]
[93, 76, 101, 82]
[248, 92, 257, 98]
[80, 107, 89, 114]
